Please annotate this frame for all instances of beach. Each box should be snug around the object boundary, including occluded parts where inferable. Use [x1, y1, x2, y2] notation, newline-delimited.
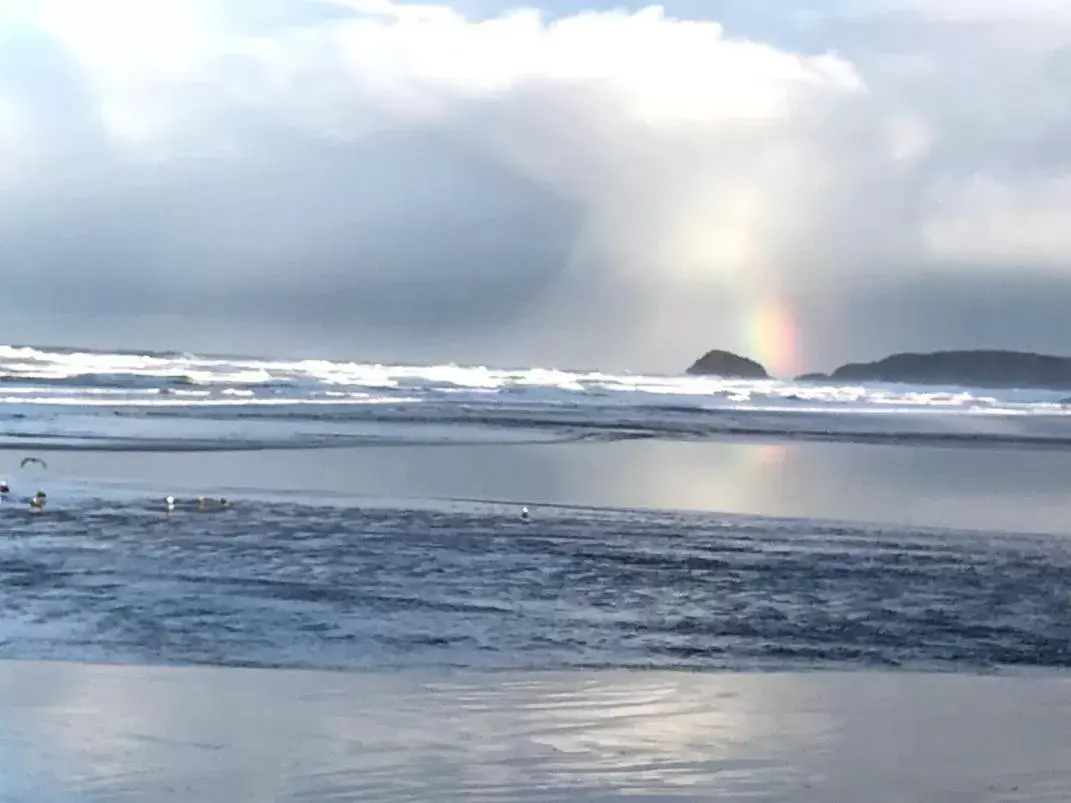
[2, 348, 1071, 799]
[0, 661, 1068, 802]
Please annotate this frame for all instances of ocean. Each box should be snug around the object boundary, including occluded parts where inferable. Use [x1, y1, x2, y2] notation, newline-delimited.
[2, 343, 1071, 673]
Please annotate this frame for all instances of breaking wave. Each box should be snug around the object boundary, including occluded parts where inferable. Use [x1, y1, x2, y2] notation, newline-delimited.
[3, 344, 1071, 451]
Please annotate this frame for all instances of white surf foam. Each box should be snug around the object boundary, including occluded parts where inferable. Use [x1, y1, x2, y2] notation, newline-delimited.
[3, 345, 1071, 451]
[0, 344, 1068, 415]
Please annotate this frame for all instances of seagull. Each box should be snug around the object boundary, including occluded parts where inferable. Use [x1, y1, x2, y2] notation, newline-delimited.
[520, 506, 530, 521]
[164, 495, 175, 514]
[29, 490, 46, 512]
[20, 457, 47, 470]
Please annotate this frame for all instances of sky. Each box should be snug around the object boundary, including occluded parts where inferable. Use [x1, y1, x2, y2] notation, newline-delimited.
[0, 0, 1070, 375]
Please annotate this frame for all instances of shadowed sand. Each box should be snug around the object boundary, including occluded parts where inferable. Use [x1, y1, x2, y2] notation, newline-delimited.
[0, 661, 1068, 801]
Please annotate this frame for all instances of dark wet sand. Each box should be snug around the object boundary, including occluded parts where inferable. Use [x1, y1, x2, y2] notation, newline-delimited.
[0, 661, 1067, 802]
[19, 437, 1071, 535]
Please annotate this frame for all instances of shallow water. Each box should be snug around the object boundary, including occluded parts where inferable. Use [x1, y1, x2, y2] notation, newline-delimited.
[2, 491, 1070, 672]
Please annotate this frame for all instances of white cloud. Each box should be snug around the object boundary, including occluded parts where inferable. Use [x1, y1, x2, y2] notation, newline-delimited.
[36, 2, 864, 151]
[924, 175, 1071, 267]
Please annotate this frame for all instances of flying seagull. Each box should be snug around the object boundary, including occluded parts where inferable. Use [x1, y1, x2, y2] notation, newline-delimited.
[20, 457, 47, 470]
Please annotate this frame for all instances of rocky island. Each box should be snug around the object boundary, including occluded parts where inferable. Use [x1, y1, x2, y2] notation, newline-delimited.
[685, 350, 769, 379]
[796, 350, 1071, 389]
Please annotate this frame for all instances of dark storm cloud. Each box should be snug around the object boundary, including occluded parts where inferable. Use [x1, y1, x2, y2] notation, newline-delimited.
[798, 272, 1071, 373]
[2, 129, 580, 354]
[0, 0, 1070, 373]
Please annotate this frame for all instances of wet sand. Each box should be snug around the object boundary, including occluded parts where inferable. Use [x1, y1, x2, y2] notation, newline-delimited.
[0, 661, 1067, 802]
[20, 436, 1071, 535]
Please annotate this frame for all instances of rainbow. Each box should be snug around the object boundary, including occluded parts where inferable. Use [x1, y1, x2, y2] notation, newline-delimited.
[744, 295, 800, 378]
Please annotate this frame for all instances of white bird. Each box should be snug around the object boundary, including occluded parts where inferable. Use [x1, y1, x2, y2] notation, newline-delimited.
[520, 506, 530, 521]
[164, 495, 175, 514]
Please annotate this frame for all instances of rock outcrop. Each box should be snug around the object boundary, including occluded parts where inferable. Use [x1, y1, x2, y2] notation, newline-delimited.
[802, 350, 1071, 389]
[685, 350, 769, 379]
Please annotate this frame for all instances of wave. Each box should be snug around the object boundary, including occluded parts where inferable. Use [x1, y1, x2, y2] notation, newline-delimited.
[1, 343, 1068, 408]
[3, 343, 1071, 450]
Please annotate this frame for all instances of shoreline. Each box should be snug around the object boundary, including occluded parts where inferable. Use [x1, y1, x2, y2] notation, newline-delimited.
[5, 653, 1071, 679]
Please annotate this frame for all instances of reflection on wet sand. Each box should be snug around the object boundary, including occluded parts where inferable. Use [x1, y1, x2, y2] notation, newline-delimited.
[39, 436, 1071, 534]
[0, 662, 1067, 802]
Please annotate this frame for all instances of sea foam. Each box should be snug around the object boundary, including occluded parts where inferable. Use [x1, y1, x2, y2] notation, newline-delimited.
[2, 344, 1071, 451]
